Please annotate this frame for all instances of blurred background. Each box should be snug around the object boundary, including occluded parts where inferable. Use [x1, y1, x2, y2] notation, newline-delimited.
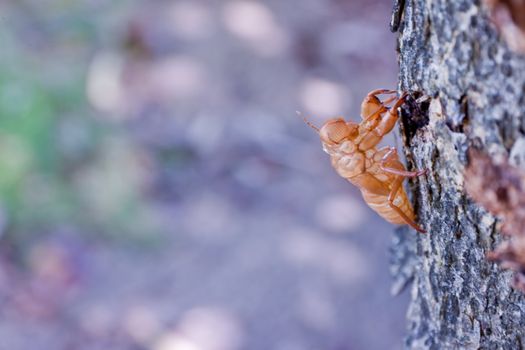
[0, 1, 409, 349]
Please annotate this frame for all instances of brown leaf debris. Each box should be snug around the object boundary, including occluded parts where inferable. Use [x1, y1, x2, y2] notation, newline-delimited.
[484, 0, 525, 54]
[465, 149, 525, 291]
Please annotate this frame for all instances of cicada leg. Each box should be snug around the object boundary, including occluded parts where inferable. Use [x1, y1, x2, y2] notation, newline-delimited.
[379, 147, 427, 233]
[358, 93, 409, 151]
[388, 177, 426, 233]
[361, 89, 398, 121]
[380, 147, 427, 177]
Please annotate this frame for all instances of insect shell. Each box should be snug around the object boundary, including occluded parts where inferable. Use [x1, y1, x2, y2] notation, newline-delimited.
[305, 89, 427, 233]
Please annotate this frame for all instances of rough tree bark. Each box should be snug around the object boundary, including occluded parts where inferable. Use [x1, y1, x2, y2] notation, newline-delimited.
[390, 0, 525, 348]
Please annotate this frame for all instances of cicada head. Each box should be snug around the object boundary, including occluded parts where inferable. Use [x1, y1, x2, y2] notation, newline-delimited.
[319, 118, 359, 146]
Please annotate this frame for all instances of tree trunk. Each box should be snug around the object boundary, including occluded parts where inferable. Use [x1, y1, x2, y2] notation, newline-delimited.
[391, 0, 525, 348]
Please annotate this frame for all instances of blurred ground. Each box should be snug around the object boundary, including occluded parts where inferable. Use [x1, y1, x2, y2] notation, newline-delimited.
[0, 1, 409, 349]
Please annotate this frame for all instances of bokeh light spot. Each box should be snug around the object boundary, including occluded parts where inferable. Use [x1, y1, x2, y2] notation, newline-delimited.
[222, 1, 288, 56]
[299, 78, 351, 117]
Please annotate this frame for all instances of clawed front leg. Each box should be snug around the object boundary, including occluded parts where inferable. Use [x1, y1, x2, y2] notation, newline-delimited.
[372, 93, 407, 136]
[381, 95, 398, 106]
[361, 89, 399, 121]
[358, 92, 408, 151]
[362, 95, 398, 125]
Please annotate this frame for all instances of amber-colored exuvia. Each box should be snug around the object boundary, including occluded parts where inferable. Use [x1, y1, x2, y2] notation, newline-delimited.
[304, 89, 427, 233]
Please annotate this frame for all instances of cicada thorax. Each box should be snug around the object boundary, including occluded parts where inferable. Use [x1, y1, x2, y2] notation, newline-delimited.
[327, 141, 365, 180]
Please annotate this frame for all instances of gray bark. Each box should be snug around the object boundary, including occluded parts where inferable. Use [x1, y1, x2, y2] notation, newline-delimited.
[391, 0, 525, 348]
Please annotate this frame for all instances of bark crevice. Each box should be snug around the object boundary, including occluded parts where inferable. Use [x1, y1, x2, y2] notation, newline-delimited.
[391, 0, 525, 348]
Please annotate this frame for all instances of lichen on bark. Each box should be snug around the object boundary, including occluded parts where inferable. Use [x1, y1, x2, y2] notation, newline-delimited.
[391, 0, 525, 348]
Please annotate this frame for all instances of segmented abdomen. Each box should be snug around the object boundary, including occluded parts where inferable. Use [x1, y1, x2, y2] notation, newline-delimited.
[361, 188, 414, 225]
